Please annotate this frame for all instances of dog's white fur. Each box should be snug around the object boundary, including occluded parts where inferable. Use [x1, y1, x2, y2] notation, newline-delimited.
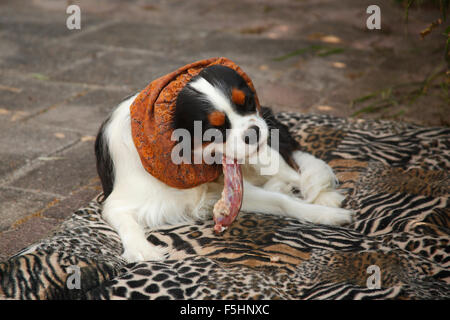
[102, 84, 353, 263]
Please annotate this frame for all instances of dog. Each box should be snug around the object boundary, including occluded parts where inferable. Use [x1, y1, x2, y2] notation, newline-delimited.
[95, 61, 354, 263]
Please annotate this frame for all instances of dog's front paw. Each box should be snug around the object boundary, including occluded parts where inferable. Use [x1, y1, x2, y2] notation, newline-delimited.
[313, 207, 355, 226]
[122, 238, 167, 263]
[299, 159, 338, 203]
[313, 190, 345, 208]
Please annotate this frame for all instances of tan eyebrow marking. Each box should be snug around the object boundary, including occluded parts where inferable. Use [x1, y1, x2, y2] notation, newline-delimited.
[208, 111, 226, 126]
[231, 88, 246, 105]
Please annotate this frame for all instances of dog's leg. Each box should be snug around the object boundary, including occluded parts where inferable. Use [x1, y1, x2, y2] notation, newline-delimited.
[253, 145, 345, 208]
[103, 199, 167, 263]
[241, 181, 353, 225]
[290, 151, 345, 207]
[257, 107, 346, 207]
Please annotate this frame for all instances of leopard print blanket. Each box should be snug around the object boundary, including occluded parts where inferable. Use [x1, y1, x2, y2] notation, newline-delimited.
[1, 113, 448, 300]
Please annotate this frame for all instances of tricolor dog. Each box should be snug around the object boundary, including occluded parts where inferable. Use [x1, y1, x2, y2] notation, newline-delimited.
[95, 57, 354, 262]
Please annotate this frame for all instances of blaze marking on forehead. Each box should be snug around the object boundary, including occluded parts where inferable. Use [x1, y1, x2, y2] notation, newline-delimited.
[208, 111, 226, 126]
[231, 88, 246, 105]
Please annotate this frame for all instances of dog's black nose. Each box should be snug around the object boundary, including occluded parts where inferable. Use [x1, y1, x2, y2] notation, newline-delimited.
[243, 125, 260, 145]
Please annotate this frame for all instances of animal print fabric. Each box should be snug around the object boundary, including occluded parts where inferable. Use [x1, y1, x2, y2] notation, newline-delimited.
[1, 113, 449, 300]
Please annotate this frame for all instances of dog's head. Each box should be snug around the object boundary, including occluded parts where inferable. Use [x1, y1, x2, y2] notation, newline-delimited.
[173, 65, 268, 164]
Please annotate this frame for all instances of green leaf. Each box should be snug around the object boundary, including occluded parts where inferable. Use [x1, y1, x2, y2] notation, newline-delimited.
[350, 92, 378, 106]
[405, 0, 415, 22]
[317, 47, 345, 57]
[351, 104, 380, 116]
[272, 45, 322, 61]
[30, 73, 49, 81]
[351, 103, 390, 117]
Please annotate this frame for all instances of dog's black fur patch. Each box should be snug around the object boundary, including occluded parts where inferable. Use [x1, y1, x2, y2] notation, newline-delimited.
[95, 115, 114, 200]
[197, 65, 257, 115]
[173, 83, 231, 148]
[261, 106, 301, 170]
[95, 93, 139, 200]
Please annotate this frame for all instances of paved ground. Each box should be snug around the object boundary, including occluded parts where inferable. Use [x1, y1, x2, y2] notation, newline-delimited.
[0, 0, 447, 261]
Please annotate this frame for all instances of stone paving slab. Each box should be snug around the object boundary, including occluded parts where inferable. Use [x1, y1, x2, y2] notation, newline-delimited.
[0, 41, 105, 77]
[30, 88, 131, 134]
[0, 120, 80, 177]
[51, 49, 186, 89]
[0, 178, 101, 262]
[0, 74, 89, 114]
[8, 140, 97, 197]
[0, 215, 61, 262]
[0, 187, 56, 233]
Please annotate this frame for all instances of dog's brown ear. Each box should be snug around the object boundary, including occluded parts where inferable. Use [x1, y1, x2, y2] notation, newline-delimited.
[231, 88, 246, 105]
